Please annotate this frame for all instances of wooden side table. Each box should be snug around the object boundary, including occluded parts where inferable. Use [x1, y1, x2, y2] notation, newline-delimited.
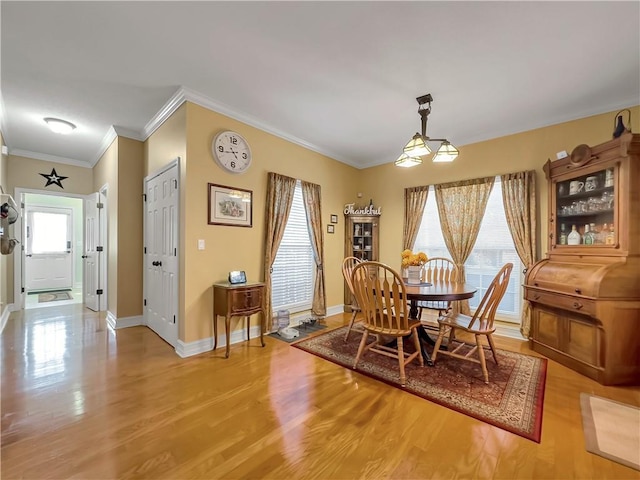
[212, 281, 266, 358]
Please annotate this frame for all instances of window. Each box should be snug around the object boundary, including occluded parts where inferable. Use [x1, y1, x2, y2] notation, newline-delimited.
[271, 181, 315, 314]
[413, 180, 523, 323]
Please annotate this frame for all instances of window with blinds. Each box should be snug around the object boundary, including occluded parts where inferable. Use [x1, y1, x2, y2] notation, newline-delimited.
[271, 181, 315, 314]
[413, 179, 523, 323]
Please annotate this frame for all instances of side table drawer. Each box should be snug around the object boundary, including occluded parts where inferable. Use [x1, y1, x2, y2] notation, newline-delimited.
[230, 287, 263, 313]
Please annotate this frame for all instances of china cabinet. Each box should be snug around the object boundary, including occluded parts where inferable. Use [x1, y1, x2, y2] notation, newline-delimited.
[524, 132, 640, 385]
[344, 212, 380, 311]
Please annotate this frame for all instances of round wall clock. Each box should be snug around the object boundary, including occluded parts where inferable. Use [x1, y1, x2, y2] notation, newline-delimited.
[212, 130, 252, 174]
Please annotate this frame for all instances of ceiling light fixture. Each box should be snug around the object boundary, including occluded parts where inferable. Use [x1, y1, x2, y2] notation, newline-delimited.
[44, 117, 76, 135]
[396, 93, 459, 167]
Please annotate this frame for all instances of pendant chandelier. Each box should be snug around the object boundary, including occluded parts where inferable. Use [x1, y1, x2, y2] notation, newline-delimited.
[395, 93, 459, 167]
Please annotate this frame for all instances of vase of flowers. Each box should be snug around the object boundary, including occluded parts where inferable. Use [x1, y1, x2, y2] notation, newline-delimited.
[400, 249, 428, 284]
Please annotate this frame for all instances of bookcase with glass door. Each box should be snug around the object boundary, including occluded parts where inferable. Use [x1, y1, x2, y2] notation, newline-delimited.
[524, 132, 640, 385]
[344, 213, 380, 312]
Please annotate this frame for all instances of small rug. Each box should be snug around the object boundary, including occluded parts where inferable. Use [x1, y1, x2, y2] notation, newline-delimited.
[38, 291, 73, 303]
[580, 393, 640, 471]
[292, 325, 547, 442]
[269, 321, 327, 343]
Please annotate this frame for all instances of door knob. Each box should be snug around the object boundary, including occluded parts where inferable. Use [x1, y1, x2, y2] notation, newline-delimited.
[81, 255, 87, 259]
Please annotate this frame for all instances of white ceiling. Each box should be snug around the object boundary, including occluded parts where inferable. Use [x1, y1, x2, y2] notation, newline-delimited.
[2, 1, 639, 170]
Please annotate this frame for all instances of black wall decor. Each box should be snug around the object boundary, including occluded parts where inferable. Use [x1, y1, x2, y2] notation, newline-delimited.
[39, 168, 68, 189]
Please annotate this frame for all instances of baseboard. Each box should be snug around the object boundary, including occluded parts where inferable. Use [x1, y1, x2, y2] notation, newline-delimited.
[176, 324, 263, 358]
[106, 311, 144, 330]
[0, 305, 10, 334]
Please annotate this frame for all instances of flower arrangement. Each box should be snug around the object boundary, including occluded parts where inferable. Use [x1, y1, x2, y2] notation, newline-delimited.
[401, 249, 428, 268]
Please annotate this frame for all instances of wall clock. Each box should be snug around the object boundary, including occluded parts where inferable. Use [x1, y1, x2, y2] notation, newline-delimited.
[212, 130, 252, 174]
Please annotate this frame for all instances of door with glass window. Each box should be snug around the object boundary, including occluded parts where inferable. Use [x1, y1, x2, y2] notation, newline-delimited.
[25, 206, 73, 291]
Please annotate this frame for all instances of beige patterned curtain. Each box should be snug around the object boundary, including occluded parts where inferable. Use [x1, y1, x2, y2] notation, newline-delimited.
[264, 172, 297, 331]
[301, 180, 326, 316]
[501, 170, 537, 338]
[403, 186, 429, 250]
[435, 176, 495, 314]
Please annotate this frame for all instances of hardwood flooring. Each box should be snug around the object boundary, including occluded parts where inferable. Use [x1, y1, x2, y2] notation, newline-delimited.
[1, 304, 639, 479]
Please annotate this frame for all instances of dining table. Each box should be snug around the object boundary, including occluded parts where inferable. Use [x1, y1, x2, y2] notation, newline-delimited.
[402, 280, 477, 364]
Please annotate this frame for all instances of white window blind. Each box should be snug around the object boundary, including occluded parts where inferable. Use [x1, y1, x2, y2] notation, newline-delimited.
[414, 180, 523, 323]
[271, 181, 315, 314]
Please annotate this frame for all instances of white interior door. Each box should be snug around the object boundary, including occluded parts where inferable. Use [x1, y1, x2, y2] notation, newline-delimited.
[83, 193, 100, 311]
[25, 206, 73, 292]
[144, 163, 179, 347]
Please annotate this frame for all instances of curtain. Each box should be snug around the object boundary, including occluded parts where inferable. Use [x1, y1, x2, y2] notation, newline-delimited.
[435, 176, 495, 314]
[301, 180, 327, 316]
[263, 172, 296, 331]
[403, 186, 429, 251]
[501, 170, 538, 338]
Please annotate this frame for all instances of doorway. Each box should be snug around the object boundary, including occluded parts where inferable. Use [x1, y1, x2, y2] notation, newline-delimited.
[14, 189, 106, 311]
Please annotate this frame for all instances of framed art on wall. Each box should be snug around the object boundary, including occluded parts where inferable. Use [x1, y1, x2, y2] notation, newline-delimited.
[330, 214, 338, 224]
[208, 183, 253, 227]
[327, 224, 335, 234]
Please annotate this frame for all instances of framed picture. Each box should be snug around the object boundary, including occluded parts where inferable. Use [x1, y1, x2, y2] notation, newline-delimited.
[208, 183, 253, 227]
[330, 214, 338, 224]
[327, 224, 335, 234]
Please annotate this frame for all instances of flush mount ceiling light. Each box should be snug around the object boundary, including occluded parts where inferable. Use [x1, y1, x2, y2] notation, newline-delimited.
[43, 117, 76, 135]
[396, 93, 459, 167]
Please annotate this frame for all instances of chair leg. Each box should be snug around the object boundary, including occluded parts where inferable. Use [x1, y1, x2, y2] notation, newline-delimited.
[486, 333, 499, 365]
[447, 322, 456, 347]
[397, 336, 406, 386]
[476, 334, 489, 384]
[353, 330, 369, 370]
[430, 324, 447, 363]
[344, 309, 359, 342]
[411, 330, 424, 367]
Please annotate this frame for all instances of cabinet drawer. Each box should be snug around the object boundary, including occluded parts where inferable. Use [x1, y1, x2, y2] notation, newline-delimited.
[230, 288, 263, 312]
[525, 289, 597, 317]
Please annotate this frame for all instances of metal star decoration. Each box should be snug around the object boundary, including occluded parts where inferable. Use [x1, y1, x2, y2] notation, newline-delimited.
[39, 168, 68, 189]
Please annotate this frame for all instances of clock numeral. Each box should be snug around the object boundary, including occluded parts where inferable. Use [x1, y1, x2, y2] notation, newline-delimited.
[230, 136, 238, 145]
[230, 161, 236, 169]
[218, 145, 224, 153]
[242, 153, 247, 160]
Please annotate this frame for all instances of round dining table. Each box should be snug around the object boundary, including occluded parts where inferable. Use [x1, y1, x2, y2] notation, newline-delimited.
[403, 280, 477, 364]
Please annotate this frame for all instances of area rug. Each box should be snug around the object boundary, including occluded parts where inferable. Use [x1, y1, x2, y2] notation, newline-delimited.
[580, 393, 640, 471]
[292, 325, 547, 442]
[38, 291, 73, 303]
[269, 321, 327, 343]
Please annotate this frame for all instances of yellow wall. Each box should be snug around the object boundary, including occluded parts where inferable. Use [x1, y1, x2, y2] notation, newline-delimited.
[7, 155, 93, 194]
[93, 140, 119, 315]
[116, 137, 144, 317]
[360, 106, 640, 268]
[178, 102, 359, 343]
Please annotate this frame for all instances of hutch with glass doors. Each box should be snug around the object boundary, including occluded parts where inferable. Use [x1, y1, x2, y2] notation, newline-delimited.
[343, 204, 380, 311]
[524, 132, 640, 385]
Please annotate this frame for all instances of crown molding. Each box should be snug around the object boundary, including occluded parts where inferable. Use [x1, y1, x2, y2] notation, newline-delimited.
[10, 148, 91, 168]
[113, 125, 144, 141]
[142, 86, 359, 168]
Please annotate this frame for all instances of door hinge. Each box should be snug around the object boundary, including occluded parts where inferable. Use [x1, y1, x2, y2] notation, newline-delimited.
[21, 202, 25, 209]
[96, 246, 103, 252]
[174, 179, 177, 189]
[97, 202, 104, 209]
[144, 247, 147, 254]
[144, 299, 147, 306]
[96, 289, 103, 295]
[174, 248, 177, 256]
[173, 315, 176, 324]
[142, 193, 146, 202]
[21, 287, 24, 293]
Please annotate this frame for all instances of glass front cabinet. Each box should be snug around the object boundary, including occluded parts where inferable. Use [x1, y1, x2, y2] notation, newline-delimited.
[344, 212, 380, 310]
[525, 132, 640, 385]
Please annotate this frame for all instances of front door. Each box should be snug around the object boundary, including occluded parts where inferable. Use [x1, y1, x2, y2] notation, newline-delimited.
[25, 206, 73, 292]
[143, 162, 179, 347]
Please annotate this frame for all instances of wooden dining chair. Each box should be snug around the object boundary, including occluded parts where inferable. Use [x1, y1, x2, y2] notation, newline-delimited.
[430, 263, 513, 384]
[351, 261, 424, 386]
[342, 256, 364, 342]
[417, 257, 459, 319]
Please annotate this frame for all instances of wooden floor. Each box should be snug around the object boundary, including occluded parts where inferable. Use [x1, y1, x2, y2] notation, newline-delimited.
[1, 305, 639, 480]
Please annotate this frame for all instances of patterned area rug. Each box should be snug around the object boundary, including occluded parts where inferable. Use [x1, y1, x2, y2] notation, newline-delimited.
[38, 291, 73, 303]
[293, 325, 547, 442]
